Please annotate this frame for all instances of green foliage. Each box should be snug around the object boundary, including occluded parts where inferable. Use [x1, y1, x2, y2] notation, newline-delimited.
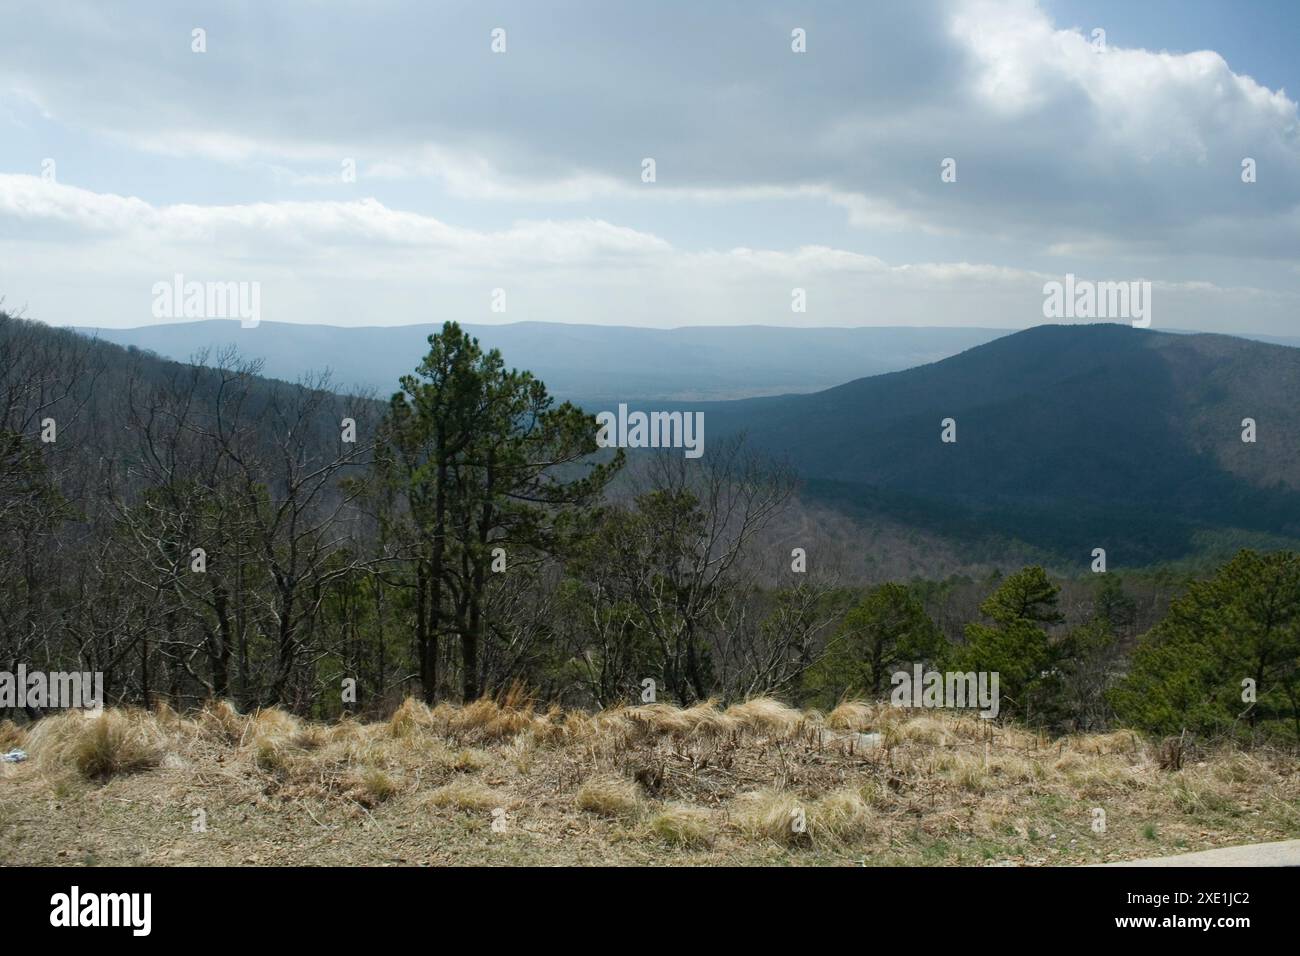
[978, 566, 1063, 627]
[1111, 549, 1300, 742]
[380, 321, 623, 701]
[945, 567, 1063, 722]
[804, 583, 941, 706]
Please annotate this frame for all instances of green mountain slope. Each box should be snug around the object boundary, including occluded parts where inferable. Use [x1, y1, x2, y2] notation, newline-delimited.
[695, 324, 1300, 565]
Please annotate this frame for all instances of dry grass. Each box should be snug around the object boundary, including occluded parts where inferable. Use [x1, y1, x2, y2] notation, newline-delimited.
[827, 700, 878, 732]
[352, 768, 401, 806]
[425, 779, 507, 813]
[808, 789, 874, 845]
[198, 699, 247, 744]
[388, 698, 434, 738]
[883, 714, 956, 747]
[625, 703, 695, 736]
[724, 697, 802, 734]
[447, 747, 490, 772]
[27, 710, 163, 780]
[576, 774, 641, 818]
[0, 719, 26, 751]
[2, 697, 1298, 867]
[648, 804, 714, 847]
[732, 789, 805, 844]
[733, 788, 873, 847]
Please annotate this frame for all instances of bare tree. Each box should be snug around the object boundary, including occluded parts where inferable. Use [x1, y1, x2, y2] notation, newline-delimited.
[594, 434, 796, 704]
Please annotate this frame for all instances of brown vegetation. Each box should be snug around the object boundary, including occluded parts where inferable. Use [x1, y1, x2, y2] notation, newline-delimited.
[1, 699, 1297, 866]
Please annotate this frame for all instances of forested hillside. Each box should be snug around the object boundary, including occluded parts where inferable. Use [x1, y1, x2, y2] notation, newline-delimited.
[697, 324, 1300, 565]
[4, 311, 1299, 744]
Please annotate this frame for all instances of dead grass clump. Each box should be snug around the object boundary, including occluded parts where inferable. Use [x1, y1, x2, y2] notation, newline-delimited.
[1037, 743, 1146, 798]
[679, 700, 740, 737]
[724, 697, 801, 735]
[733, 790, 803, 844]
[885, 714, 953, 746]
[485, 707, 538, 741]
[1210, 752, 1273, 787]
[1168, 776, 1235, 815]
[425, 779, 505, 812]
[149, 700, 187, 732]
[497, 680, 535, 712]
[246, 709, 304, 769]
[198, 699, 247, 745]
[986, 751, 1044, 785]
[254, 739, 291, 773]
[827, 700, 876, 732]
[527, 706, 573, 746]
[1052, 751, 1089, 774]
[545, 709, 595, 744]
[624, 700, 740, 738]
[445, 698, 538, 742]
[388, 698, 435, 738]
[935, 751, 991, 793]
[648, 803, 714, 847]
[733, 788, 873, 847]
[446, 747, 490, 772]
[30, 710, 163, 781]
[0, 719, 26, 750]
[576, 774, 641, 818]
[251, 707, 300, 742]
[583, 709, 636, 745]
[331, 730, 405, 771]
[291, 725, 329, 751]
[810, 789, 873, 845]
[449, 698, 499, 734]
[626, 703, 694, 736]
[997, 725, 1042, 750]
[505, 737, 536, 775]
[324, 718, 367, 748]
[348, 767, 401, 806]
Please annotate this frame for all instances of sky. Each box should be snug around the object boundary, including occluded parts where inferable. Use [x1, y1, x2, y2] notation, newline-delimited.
[1, 0, 1298, 333]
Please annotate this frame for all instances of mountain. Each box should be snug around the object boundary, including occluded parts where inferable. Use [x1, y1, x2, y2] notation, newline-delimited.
[42, 316, 1300, 569]
[694, 324, 1300, 566]
[1, 313, 373, 499]
[73, 320, 1012, 403]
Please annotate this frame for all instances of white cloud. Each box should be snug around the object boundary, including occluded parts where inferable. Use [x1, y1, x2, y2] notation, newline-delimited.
[1, 0, 1299, 333]
[2, 174, 1295, 333]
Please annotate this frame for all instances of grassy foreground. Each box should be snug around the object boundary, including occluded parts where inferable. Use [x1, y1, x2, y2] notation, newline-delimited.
[2, 697, 1297, 866]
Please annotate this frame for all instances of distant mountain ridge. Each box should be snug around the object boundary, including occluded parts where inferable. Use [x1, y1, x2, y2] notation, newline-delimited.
[694, 324, 1300, 565]
[74, 320, 1012, 403]
[64, 317, 1300, 567]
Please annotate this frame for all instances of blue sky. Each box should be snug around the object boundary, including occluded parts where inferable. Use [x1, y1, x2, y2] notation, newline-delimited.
[1047, 0, 1300, 95]
[1, 0, 1297, 333]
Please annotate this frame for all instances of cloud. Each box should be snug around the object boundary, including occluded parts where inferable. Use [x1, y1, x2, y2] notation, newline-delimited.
[1, 0, 1298, 333]
[1, 174, 1295, 334]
